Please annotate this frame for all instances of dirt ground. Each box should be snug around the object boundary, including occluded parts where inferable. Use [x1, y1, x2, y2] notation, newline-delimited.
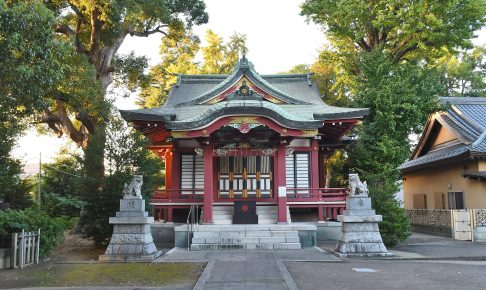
[49, 231, 105, 262]
[49, 231, 172, 262]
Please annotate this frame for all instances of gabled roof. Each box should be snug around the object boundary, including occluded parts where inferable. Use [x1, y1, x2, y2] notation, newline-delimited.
[400, 97, 486, 173]
[120, 57, 368, 133]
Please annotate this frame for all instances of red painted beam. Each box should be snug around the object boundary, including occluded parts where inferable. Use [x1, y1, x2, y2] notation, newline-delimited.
[203, 144, 214, 224]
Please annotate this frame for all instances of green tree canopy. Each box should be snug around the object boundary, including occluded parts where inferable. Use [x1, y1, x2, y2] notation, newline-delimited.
[435, 46, 486, 96]
[139, 29, 247, 108]
[301, 0, 486, 62]
[0, 0, 70, 205]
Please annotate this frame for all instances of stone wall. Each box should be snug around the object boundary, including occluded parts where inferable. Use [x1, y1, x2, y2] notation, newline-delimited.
[405, 209, 453, 237]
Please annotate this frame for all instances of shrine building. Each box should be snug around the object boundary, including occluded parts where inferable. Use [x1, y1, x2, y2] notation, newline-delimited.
[121, 57, 368, 225]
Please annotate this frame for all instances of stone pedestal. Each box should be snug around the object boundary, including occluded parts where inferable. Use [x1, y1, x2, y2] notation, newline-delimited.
[333, 196, 392, 257]
[99, 198, 162, 262]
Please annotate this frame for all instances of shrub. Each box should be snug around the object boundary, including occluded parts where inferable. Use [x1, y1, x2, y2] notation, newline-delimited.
[0, 207, 66, 257]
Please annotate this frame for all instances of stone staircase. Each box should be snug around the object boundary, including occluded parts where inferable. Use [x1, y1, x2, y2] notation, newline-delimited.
[190, 224, 302, 250]
[202, 205, 291, 225]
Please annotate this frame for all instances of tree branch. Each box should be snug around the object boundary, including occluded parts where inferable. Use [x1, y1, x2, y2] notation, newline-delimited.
[357, 37, 371, 52]
[54, 24, 75, 37]
[51, 91, 96, 135]
[89, 8, 103, 63]
[128, 25, 168, 37]
[393, 44, 418, 63]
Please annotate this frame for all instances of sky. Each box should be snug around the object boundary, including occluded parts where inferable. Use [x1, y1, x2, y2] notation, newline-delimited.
[12, 0, 486, 166]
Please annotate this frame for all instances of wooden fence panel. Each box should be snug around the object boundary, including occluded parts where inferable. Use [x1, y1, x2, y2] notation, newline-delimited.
[10, 229, 40, 269]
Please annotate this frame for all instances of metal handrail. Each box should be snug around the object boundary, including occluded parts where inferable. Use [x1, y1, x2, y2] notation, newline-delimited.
[186, 204, 199, 251]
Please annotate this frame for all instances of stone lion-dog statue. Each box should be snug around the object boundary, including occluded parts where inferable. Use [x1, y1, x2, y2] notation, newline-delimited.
[348, 173, 369, 196]
[123, 175, 143, 199]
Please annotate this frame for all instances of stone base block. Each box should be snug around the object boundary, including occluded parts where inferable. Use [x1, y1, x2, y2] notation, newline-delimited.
[99, 251, 162, 262]
[346, 197, 372, 209]
[341, 222, 380, 232]
[338, 215, 382, 223]
[339, 231, 386, 243]
[332, 250, 393, 258]
[335, 240, 388, 254]
[116, 211, 148, 218]
[120, 199, 145, 212]
[108, 233, 154, 244]
[109, 216, 154, 224]
[105, 242, 157, 256]
[343, 209, 376, 216]
[113, 224, 151, 234]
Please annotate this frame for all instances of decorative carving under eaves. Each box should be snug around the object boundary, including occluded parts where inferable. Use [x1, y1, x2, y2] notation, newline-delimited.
[227, 123, 261, 134]
[212, 143, 277, 156]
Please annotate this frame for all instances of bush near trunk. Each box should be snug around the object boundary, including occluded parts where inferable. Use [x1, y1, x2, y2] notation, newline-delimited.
[0, 207, 69, 257]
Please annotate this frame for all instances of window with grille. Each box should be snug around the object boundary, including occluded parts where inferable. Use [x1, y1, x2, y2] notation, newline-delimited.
[448, 192, 464, 209]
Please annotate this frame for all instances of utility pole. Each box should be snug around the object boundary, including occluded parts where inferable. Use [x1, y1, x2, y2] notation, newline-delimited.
[38, 152, 41, 208]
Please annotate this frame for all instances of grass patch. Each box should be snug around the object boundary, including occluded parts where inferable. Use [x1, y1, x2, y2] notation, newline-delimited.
[0, 262, 205, 288]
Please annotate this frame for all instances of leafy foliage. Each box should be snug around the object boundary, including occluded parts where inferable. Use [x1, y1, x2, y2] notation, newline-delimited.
[350, 52, 442, 180]
[0, 1, 68, 204]
[0, 207, 67, 257]
[367, 178, 412, 247]
[139, 29, 247, 108]
[78, 111, 164, 247]
[435, 46, 486, 97]
[301, 0, 486, 62]
[299, 0, 485, 245]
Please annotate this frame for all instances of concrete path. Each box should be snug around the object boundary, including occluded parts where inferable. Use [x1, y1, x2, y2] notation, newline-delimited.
[154, 247, 339, 290]
[319, 232, 486, 260]
[285, 259, 486, 290]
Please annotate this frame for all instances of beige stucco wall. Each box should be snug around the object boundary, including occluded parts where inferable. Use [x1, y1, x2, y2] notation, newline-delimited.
[403, 160, 486, 209]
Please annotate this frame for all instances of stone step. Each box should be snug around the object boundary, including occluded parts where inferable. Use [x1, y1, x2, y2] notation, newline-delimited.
[191, 236, 300, 244]
[193, 230, 299, 238]
[190, 242, 301, 250]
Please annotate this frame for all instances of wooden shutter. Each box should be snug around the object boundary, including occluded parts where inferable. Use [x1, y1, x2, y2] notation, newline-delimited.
[286, 152, 310, 193]
[181, 154, 204, 194]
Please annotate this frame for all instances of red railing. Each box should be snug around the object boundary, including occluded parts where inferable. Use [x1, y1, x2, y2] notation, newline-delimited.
[286, 188, 348, 202]
[152, 187, 348, 204]
[152, 189, 204, 202]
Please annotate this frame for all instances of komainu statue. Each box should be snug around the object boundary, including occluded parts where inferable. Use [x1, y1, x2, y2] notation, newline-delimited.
[348, 173, 368, 196]
[123, 175, 143, 199]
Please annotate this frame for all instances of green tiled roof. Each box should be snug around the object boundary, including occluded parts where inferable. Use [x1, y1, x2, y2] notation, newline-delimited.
[120, 57, 369, 130]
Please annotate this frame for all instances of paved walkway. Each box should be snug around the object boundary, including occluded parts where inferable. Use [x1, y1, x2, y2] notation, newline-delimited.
[154, 247, 339, 290]
[318, 232, 486, 260]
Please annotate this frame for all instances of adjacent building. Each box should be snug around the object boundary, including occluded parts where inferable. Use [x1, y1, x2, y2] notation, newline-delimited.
[121, 57, 368, 224]
[400, 97, 486, 210]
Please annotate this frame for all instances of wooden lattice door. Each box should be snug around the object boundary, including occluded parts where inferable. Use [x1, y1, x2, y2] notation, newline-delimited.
[218, 156, 272, 198]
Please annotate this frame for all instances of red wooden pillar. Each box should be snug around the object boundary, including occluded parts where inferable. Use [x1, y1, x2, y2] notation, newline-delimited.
[276, 145, 288, 223]
[203, 143, 214, 224]
[167, 206, 173, 223]
[171, 145, 180, 198]
[165, 148, 172, 190]
[318, 206, 325, 222]
[310, 139, 320, 191]
[318, 151, 324, 188]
